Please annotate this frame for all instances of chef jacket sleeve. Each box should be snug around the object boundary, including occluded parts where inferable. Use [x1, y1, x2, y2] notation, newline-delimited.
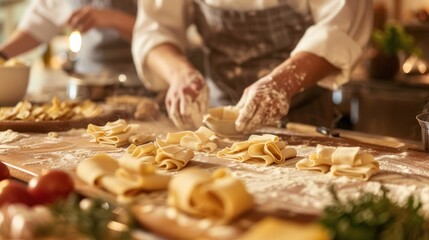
[132, 0, 190, 91]
[17, 0, 70, 43]
[290, 0, 372, 90]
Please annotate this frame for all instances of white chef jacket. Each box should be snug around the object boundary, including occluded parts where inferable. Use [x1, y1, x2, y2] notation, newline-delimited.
[132, 0, 372, 92]
[17, 0, 138, 82]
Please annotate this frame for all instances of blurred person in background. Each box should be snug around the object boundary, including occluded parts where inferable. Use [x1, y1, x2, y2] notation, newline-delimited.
[0, 0, 141, 86]
[132, 0, 372, 131]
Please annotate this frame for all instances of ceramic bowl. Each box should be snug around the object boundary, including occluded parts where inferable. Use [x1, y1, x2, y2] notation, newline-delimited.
[203, 106, 240, 136]
[0, 64, 30, 106]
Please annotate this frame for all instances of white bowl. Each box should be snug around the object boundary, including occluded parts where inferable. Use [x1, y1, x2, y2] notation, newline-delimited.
[0, 65, 30, 106]
[203, 106, 240, 136]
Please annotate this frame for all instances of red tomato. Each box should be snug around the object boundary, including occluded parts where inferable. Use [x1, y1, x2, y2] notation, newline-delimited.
[0, 161, 10, 181]
[28, 170, 75, 205]
[0, 180, 34, 207]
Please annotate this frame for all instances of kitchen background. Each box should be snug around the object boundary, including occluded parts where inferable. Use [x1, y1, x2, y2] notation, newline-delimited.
[1, 0, 429, 141]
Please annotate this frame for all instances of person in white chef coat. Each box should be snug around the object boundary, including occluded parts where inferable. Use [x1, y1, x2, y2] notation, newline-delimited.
[0, 0, 141, 85]
[132, 0, 372, 131]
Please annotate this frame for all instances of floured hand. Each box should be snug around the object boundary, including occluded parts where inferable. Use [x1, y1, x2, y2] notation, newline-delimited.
[235, 75, 291, 132]
[166, 71, 208, 130]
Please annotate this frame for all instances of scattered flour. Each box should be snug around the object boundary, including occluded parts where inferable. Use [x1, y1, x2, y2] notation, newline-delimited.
[0, 129, 29, 144]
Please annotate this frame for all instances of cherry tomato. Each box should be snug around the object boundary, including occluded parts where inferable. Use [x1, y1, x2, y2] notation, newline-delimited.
[0, 179, 35, 207]
[28, 170, 75, 205]
[0, 161, 10, 181]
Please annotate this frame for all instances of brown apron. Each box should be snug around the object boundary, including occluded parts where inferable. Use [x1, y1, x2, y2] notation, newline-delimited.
[70, 0, 141, 87]
[193, 0, 334, 126]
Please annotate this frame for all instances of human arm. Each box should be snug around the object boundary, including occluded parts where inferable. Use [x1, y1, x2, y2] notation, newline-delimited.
[235, 0, 372, 132]
[0, 0, 66, 58]
[67, 7, 135, 42]
[235, 52, 338, 132]
[0, 31, 42, 59]
[132, 0, 204, 129]
[146, 44, 208, 129]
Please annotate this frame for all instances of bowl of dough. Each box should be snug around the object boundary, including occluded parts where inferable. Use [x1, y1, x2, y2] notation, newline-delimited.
[203, 106, 240, 136]
[0, 59, 30, 106]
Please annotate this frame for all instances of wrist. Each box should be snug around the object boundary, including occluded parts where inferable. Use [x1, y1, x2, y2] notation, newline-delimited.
[0, 50, 9, 62]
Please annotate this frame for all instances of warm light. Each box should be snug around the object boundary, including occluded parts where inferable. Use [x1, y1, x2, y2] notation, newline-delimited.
[69, 30, 82, 53]
[402, 62, 412, 74]
[118, 74, 127, 83]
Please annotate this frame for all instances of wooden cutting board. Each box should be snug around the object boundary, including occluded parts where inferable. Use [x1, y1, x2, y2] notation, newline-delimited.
[0, 108, 129, 133]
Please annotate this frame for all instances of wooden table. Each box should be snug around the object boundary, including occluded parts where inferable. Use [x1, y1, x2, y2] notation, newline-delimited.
[0, 118, 428, 239]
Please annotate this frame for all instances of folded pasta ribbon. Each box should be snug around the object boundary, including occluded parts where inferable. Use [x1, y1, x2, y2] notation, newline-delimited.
[157, 126, 217, 153]
[296, 145, 379, 181]
[125, 140, 194, 171]
[217, 134, 297, 165]
[168, 167, 253, 222]
[76, 153, 171, 200]
[87, 119, 140, 147]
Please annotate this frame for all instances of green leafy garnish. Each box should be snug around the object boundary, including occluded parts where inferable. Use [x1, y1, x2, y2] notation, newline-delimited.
[35, 194, 135, 240]
[320, 185, 429, 240]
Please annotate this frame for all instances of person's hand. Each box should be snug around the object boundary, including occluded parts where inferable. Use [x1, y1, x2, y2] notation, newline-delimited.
[67, 6, 114, 33]
[166, 71, 209, 130]
[235, 75, 291, 132]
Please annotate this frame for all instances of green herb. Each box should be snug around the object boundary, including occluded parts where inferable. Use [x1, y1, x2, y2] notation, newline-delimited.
[371, 23, 422, 57]
[35, 194, 135, 240]
[320, 185, 429, 240]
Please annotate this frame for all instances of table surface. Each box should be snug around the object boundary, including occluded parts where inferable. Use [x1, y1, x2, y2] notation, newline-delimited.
[0, 115, 428, 239]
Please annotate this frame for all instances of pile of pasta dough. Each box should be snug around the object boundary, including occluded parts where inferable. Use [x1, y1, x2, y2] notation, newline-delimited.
[157, 126, 217, 153]
[76, 153, 171, 202]
[217, 134, 297, 165]
[126, 140, 194, 171]
[168, 167, 253, 222]
[0, 97, 102, 121]
[296, 145, 379, 181]
[87, 119, 154, 147]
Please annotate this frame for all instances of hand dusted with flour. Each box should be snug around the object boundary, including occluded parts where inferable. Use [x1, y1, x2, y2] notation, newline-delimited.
[166, 71, 208, 130]
[235, 52, 340, 132]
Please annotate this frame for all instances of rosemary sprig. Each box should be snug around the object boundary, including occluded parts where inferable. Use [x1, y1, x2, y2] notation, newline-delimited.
[320, 185, 429, 240]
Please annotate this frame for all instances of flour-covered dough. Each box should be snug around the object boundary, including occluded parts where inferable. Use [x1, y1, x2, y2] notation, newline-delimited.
[296, 145, 379, 181]
[125, 141, 194, 171]
[158, 126, 217, 153]
[76, 153, 171, 199]
[217, 134, 296, 165]
[87, 119, 139, 147]
[168, 168, 253, 222]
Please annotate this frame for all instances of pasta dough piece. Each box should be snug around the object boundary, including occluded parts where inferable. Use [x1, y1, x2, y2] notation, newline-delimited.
[128, 133, 155, 146]
[155, 145, 194, 171]
[295, 145, 335, 173]
[76, 153, 118, 185]
[295, 145, 379, 181]
[76, 153, 171, 199]
[330, 162, 379, 181]
[168, 168, 253, 222]
[217, 134, 296, 165]
[87, 119, 139, 147]
[295, 158, 331, 173]
[160, 126, 217, 153]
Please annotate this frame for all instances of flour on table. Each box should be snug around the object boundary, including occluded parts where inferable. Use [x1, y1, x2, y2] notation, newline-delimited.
[0, 129, 29, 144]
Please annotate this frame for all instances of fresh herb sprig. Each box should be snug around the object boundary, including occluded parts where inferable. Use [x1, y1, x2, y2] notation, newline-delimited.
[320, 185, 429, 240]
